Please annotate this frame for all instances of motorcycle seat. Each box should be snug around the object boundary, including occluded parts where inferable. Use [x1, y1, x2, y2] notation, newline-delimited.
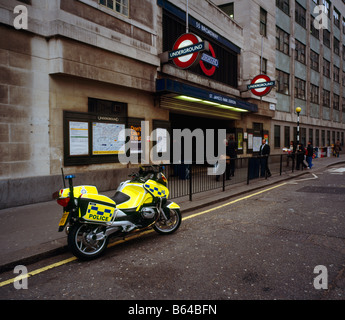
[112, 191, 131, 205]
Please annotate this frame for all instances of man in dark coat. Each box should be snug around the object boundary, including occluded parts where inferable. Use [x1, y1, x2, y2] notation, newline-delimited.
[259, 138, 271, 177]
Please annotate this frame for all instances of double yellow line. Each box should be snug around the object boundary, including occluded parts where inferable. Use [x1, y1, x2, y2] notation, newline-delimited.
[0, 183, 286, 288]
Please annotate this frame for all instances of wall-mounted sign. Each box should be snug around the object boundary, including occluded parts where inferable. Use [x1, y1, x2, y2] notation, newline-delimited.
[160, 33, 219, 77]
[92, 123, 125, 155]
[247, 74, 275, 97]
[168, 33, 205, 69]
[200, 43, 218, 76]
[69, 121, 89, 156]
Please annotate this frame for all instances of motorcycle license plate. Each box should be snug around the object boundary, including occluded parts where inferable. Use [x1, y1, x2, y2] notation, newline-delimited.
[59, 212, 70, 227]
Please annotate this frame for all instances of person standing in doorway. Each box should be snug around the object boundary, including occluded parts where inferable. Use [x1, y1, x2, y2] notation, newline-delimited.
[259, 139, 271, 177]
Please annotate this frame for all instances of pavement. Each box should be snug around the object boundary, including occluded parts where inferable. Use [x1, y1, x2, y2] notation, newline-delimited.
[0, 155, 344, 273]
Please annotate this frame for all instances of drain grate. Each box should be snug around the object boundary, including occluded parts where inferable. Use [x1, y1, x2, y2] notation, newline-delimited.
[296, 186, 345, 194]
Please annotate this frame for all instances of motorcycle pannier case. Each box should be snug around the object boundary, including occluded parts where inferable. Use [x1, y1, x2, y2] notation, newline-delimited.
[78, 194, 116, 225]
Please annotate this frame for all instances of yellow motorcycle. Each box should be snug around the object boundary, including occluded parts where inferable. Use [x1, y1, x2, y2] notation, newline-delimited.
[54, 166, 181, 260]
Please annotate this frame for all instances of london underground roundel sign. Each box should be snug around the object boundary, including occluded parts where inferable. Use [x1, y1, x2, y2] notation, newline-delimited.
[247, 74, 275, 97]
[171, 33, 203, 69]
[200, 43, 217, 77]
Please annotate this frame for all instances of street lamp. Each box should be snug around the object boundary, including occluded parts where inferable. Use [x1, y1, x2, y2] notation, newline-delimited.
[296, 107, 301, 145]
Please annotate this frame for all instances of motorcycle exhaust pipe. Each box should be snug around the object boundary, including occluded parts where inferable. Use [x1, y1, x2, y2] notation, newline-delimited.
[108, 221, 137, 233]
[92, 222, 136, 241]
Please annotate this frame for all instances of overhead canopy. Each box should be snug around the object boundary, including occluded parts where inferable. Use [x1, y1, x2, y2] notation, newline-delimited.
[156, 78, 258, 120]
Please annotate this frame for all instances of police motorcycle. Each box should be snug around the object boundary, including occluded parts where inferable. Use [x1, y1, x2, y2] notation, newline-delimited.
[54, 165, 181, 260]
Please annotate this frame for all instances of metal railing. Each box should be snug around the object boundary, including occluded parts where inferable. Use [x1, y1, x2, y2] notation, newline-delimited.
[163, 154, 298, 201]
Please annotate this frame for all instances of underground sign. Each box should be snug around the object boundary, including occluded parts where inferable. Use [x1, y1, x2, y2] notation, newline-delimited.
[200, 43, 218, 77]
[247, 74, 275, 97]
[170, 33, 205, 69]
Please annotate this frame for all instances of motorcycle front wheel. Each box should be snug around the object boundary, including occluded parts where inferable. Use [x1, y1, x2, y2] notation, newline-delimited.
[67, 223, 109, 260]
[153, 209, 181, 235]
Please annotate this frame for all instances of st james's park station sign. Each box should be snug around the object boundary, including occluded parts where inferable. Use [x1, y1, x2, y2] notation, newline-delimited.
[160, 33, 219, 77]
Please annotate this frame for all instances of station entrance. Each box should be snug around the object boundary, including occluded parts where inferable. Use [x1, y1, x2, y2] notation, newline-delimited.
[169, 112, 235, 164]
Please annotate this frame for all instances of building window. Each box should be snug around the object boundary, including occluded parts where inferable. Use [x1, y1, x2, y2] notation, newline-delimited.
[321, 130, 325, 146]
[310, 84, 319, 104]
[327, 131, 330, 146]
[309, 128, 313, 145]
[295, 77, 306, 100]
[323, 58, 330, 78]
[260, 8, 267, 37]
[295, 2, 306, 28]
[333, 65, 340, 83]
[333, 94, 340, 110]
[301, 128, 306, 146]
[284, 126, 290, 148]
[295, 40, 306, 64]
[316, 129, 320, 147]
[261, 58, 267, 74]
[310, 15, 319, 39]
[323, 29, 330, 48]
[276, 0, 289, 15]
[333, 8, 340, 28]
[334, 37, 340, 55]
[276, 26, 290, 55]
[274, 125, 281, 148]
[310, 50, 319, 71]
[99, 0, 129, 16]
[276, 69, 290, 95]
[343, 17, 345, 34]
[218, 3, 234, 19]
[162, 10, 238, 87]
[322, 89, 330, 108]
[323, 0, 331, 19]
[342, 71, 345, 87]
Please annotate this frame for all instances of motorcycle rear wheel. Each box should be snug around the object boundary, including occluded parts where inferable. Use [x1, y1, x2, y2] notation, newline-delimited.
[68, 223, 109, 260]
[153, 209, 181, 234]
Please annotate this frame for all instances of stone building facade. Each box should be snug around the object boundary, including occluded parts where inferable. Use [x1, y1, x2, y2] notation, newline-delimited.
[0, 0, 162, 207]
[215, 0, 345, 151]
[1, 0, 344, 207]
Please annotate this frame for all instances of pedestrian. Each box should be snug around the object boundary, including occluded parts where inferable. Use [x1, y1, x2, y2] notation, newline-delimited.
[228, 136, 237, 177]
[296, 143, 307, 170]
[286, 140, 296, 167]
[334, 140, 341, 158]
[216, 139, 231, 181]
[306, 141, 314, 169]
[259, 138, 271, 177]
